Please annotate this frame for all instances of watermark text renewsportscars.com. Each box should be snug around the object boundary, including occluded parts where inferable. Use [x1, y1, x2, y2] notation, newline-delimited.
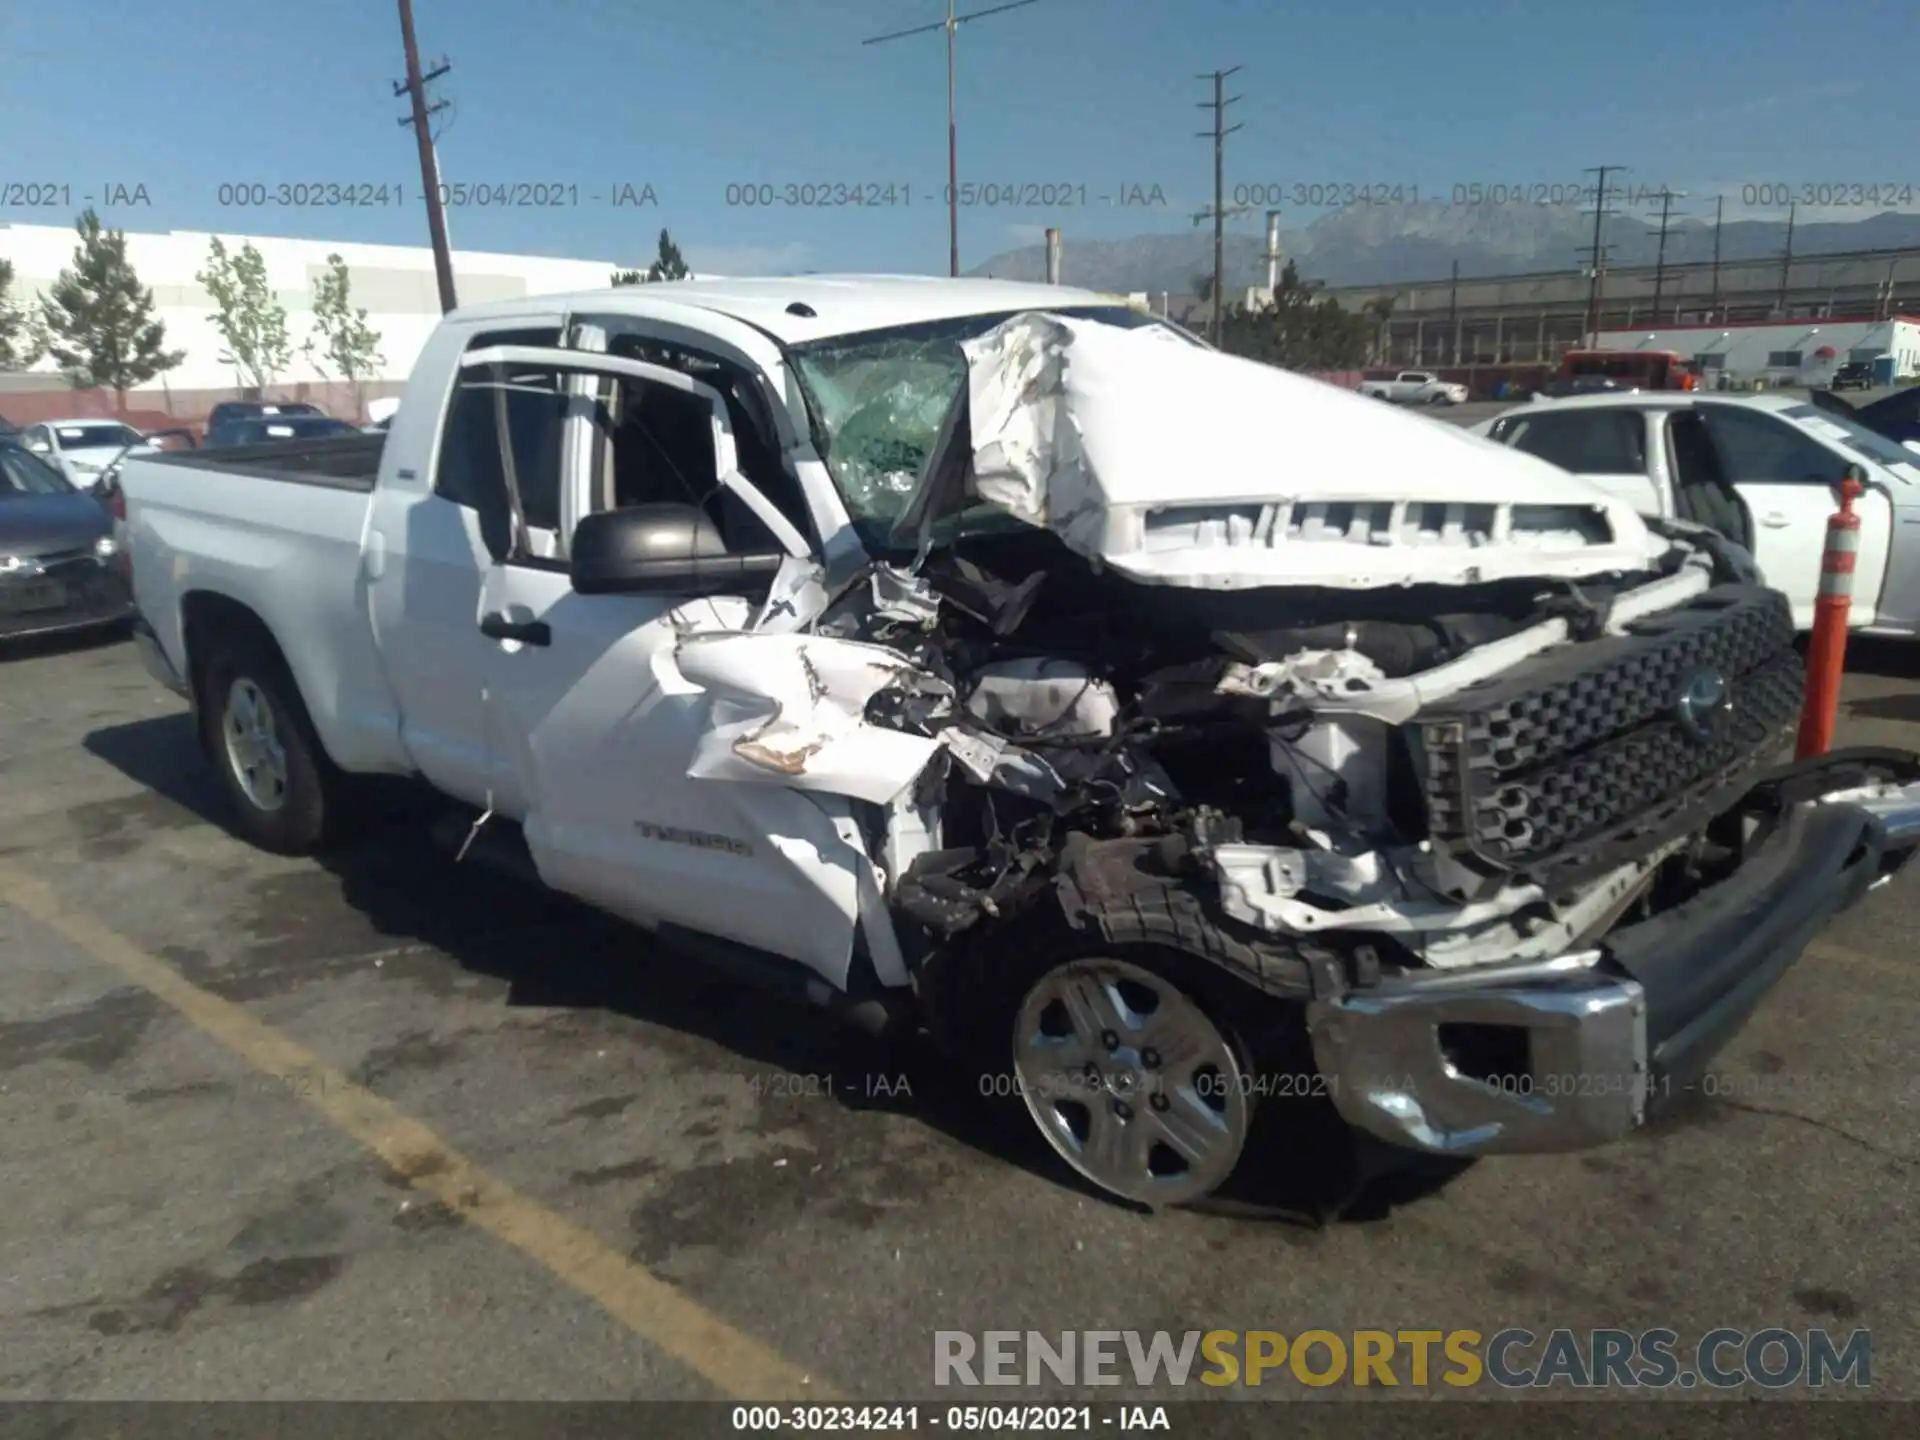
[934, 1328, 1872, 1390]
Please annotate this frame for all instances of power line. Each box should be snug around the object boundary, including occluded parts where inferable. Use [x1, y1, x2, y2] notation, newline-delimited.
[861, 0, 1045, 278]
[1195, 66, 1244, 346]
[1709, 194, 1724, 322]
[1777, 202, 1797, 316]
[1580, 164, 1627, 346]
[394, 0, 456, 314]
[1649, 188, 1687, 326]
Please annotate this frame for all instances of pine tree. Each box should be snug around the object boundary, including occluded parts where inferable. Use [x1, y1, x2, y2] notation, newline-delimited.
[645, 229, 689, 282]
[0, 259, 47, 371]
[38, 209, 184, 404]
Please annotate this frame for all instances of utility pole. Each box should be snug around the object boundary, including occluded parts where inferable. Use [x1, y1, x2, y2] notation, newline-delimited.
[1650, 188, 1685, 325]
[1195, 66, 1244, 346]
[1581, 165, 1625, 347]
[394, 0, 456, 314]
[1776, 202, 1797, 317]
[1446, 259, 1459, 365]
[1709, 194, 1723, 323]
[862, 0, 1043, 278]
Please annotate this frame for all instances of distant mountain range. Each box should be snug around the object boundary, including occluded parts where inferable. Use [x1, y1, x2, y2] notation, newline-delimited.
[967, 208, 1920, 293]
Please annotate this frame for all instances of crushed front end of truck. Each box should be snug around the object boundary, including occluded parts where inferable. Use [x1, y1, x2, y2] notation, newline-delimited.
[673, 310, 1920, 1206]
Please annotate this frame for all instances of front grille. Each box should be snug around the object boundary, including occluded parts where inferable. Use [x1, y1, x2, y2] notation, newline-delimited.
[1412, 585, 1801, 889]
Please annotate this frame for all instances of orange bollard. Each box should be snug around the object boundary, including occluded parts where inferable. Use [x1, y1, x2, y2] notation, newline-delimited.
[1795, 473, 1865, 760]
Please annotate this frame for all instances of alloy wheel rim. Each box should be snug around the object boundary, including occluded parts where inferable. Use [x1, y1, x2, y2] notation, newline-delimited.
[222, 677, 289, 813]
[1012, 957, 1250, 1206]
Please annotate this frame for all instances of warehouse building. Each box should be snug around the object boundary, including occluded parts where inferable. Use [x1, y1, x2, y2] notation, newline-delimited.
[1322, 245, 1920, 373]
[1594, 315, 1920, 388]
[0, 223, 626, 421]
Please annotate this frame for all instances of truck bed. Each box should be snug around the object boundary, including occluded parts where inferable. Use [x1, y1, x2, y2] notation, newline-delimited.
[120, 433, 399, 773]
[138, 432, 384, 492]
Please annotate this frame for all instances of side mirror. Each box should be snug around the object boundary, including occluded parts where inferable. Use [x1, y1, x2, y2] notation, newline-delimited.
[569, 503, 782, 597]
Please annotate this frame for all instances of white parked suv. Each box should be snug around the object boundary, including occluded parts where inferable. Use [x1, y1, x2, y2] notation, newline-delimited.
[1358, 369, 1469, 406]
[113, 276, 1920, 1211]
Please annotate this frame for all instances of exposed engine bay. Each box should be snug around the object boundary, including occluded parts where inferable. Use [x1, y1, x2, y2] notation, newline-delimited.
[678, 514, 1800, 992]
[663, 308, 1822, 998]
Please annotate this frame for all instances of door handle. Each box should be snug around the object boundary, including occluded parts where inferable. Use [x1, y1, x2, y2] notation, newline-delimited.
[480, 611, 551, 646]
[1762, 512, 1791, 528]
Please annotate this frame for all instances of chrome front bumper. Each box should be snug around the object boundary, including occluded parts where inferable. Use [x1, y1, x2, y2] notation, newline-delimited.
[1306, 768, 1920, 1158]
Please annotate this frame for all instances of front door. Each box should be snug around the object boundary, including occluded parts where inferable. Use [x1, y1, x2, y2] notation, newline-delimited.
[365, 318, 566, 804]
[463, 346, 876, 986]
[1698, 403, 1893, 627]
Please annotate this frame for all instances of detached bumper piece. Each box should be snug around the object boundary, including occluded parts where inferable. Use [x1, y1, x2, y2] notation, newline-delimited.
[1307, 755, 1920, 1157]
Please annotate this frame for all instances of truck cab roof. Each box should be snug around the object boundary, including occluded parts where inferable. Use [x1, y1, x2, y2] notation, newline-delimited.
[450, 274, 1128, 345]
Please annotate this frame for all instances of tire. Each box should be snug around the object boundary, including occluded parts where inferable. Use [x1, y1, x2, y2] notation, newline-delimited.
[198, 636, 342, 855]
[929, 908, 1362, 1213]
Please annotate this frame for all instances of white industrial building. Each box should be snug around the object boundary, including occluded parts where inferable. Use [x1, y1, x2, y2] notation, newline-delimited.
[0, 222, 627, 391]
[1595, 315, 1920, 389]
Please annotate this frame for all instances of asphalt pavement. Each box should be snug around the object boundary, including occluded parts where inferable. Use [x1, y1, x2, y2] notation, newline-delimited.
[1, 628, 1917, 1408]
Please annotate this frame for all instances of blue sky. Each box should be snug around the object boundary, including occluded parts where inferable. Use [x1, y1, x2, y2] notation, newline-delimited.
[2, 0, 1913, 275]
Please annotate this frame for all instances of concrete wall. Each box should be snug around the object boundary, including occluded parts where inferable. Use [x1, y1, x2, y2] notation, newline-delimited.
[0, 223, 623, 392]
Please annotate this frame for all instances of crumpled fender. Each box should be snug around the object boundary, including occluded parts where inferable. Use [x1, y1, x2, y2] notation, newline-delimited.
[673, 631, 950, 805]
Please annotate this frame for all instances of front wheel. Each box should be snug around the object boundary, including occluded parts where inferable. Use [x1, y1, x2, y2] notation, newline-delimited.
[1010, 955, 1253, 1207]
[937, 917, 1358, 1211]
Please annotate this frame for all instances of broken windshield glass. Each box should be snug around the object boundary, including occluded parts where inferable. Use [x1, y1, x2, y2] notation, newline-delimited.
[789, 305, 1195, 549]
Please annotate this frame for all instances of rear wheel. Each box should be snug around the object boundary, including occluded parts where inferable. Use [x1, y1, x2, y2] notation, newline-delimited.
[199, 640, 341, 855]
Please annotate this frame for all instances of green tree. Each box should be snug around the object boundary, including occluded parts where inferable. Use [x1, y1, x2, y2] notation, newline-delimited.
[37, 209, 184, 403]
[612, 230, 690, 285]
[303, 253, 386, 415]
[0, 259, 47, 371]
[197, 237, 291, 393]
[646, 228, 690, 282]
[1217, 260, 1386, 371]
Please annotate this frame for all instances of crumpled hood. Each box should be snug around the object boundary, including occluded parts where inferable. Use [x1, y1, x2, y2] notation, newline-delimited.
[955, 313, 1672, 590]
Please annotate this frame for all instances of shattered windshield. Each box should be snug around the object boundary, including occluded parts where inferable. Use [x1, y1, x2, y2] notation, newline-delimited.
[788, 306, 1197, 548]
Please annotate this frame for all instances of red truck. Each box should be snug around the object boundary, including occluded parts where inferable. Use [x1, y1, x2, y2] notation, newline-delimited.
[1546, 349, 1697, 396]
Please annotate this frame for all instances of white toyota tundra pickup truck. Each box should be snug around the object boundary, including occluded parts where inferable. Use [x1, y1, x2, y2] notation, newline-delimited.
[1357, 369, 1469, 406]
[113, 276, 1920, 1212]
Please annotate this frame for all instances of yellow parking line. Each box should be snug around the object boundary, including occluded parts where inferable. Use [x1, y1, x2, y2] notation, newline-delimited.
[0, 863, 832, 1403]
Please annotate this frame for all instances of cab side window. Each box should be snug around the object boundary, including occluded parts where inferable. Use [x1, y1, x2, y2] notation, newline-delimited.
[587, 376, 780, 554]
[433, 327, 566, 546]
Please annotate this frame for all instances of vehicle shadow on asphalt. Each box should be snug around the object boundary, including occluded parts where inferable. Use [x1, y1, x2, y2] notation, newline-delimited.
[84, 713, 1465, 1229]
[1841, 638, 1920, 724]
[0, 621, 136, 666]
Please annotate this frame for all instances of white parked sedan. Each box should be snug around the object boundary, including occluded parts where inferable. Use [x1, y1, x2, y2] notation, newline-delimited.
[18, 418, 159, 490]
[1471, 392, 1920, 635]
